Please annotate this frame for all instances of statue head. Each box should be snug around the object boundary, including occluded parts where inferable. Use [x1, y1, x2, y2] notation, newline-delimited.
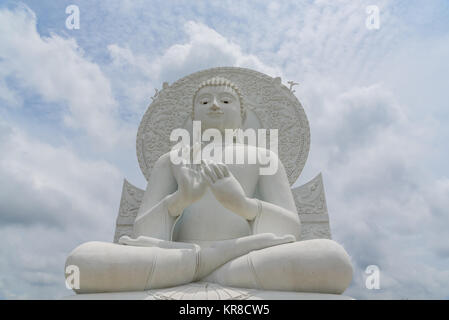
[192, 77, 246, 132]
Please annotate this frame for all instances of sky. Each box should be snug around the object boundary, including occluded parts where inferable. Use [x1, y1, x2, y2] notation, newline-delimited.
[0, 0, 448, 299]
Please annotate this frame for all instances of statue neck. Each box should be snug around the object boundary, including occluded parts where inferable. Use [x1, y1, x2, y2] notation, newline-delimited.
[197, 128, 242, 147]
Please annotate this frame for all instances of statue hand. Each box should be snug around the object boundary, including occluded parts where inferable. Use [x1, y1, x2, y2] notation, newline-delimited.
[201, 160, 251, 219]
[169, 161, 207, 215]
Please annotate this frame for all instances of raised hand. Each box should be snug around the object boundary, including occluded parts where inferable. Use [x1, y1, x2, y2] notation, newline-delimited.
[172, 162, 207, 203]
[201, 160, 255, 220]
[166, 148, 207, 216]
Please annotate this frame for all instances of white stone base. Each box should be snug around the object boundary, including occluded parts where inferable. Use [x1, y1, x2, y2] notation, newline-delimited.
[64, 282, 353, 300]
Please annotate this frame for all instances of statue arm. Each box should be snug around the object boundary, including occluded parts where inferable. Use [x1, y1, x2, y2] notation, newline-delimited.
[202, 152, 301, 239]
[250, 150, 301, 239]
[133, 153, 179, 240]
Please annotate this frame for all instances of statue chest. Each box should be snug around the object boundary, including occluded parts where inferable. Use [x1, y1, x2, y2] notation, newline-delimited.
[172, 188, 252, 242]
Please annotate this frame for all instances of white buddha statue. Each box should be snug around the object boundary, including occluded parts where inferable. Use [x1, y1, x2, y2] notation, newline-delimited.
[65, 77, 353, 296]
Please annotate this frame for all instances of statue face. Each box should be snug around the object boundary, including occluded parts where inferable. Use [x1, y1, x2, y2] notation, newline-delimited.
[193, 85, 241, 132]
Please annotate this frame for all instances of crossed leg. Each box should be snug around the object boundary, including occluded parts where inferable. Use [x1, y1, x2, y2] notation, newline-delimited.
[202, 239, 353, 294]
[66, 236, 352, 294]
[66, 233, 294, 294]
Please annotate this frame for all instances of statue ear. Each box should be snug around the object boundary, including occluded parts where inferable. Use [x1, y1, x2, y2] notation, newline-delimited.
[241, 109, 247, 125]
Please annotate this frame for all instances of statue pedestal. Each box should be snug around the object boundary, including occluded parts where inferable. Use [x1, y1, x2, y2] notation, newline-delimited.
[64, 282, 353, 300]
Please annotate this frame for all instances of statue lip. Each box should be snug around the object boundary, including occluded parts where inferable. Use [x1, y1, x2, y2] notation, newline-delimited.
[207, 111, 224, 116]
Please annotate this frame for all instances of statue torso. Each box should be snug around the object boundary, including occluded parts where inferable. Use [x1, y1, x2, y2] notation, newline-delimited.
[173, 144, 261, 243]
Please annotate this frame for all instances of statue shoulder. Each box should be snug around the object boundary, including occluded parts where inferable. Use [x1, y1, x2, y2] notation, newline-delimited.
[153, 151, 173, 170]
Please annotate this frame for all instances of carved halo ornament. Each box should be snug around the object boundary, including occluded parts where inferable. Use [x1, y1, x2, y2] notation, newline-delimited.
[136, 67, 311, 186]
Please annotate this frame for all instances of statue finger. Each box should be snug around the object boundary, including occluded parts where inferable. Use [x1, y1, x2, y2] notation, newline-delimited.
[201, 160, 214, 176]
[210, 163, 224, 179]
[201, 167, 215, 184]
[217, 163, 230, 177]
[200, 160, 213, 175]
[193, 166, 203, 179]
[202, 165, 216, 183]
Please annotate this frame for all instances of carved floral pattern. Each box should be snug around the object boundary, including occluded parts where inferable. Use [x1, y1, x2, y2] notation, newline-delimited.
[291, 173, 328, 215]
[147, 282, 254, 300]
[291, 173, 331, 240]
[113, 179, 144, 243]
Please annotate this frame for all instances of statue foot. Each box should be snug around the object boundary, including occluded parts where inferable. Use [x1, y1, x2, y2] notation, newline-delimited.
[190, 233, 294, 280]
[119, 235, 199, 250]
[237, 233, 296, 248]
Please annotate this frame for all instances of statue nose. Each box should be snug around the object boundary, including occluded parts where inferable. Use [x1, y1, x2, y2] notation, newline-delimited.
[211, 101, 220, 111]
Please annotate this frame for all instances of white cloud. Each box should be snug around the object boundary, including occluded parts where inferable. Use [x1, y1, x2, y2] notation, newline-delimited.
[105, 20, 282, 115]
[0, 121, 123, 298]
[0, 78, 22, 108]
[296, 78, 449, 299]
[156, 21, 281, 79]
[0, 124, 121, 226]
[0, 5, 128, 147]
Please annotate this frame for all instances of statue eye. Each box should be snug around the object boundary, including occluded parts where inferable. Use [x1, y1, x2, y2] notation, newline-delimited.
[201, 100, 209, 105]
[221, 97, 232, 104]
